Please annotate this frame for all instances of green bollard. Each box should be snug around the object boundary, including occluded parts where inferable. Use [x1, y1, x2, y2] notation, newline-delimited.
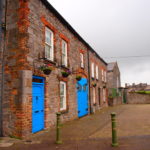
[56, 112, 62, 144]
[111, 112, 118, 147]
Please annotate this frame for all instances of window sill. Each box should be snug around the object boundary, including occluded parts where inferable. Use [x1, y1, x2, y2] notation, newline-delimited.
[93, 103, 97, 106]
[60, 109, 69, 114]
[61, 65, 69, 70]
[44, 58, 56, 65]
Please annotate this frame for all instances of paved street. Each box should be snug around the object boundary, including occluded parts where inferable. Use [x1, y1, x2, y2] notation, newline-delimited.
[1, 104, 150, 150]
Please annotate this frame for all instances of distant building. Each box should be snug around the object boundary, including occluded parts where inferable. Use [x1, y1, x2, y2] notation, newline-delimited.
[107, 62, 121, 97]
[125, 83, 149, 92]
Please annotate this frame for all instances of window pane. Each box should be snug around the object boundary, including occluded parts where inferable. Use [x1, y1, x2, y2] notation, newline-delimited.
[91, 63, 94, 78]
[45, 28, 52, 45]
[60, 82, 66, 110]
[45, 44, 50, 59]
[60, 83, 64, 95]
[62, 40, 67, 66]
[60, 96, 64, 109]
[80, 53, 84, 68]
[45, 27, 54, 61]
[62, 55, 65, 65]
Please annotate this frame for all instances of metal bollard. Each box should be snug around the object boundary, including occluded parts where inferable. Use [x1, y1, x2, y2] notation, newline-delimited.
[56, 112, 62, 144]
[111, 112, 118, 147]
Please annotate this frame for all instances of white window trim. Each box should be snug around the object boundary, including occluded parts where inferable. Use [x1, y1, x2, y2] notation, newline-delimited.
[96, 65, 99, 79]
[102, 69, 104, 81]
[60, 81, 67, 111]
[80, 53, 84, 68]
[45, 27, 54, 61]
[91, 62, 94, 78]
[104, 71, 107, 82]
[62, 40, 68, 67]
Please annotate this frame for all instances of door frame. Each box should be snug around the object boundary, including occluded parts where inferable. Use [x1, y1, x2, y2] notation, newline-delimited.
[98, 87, 101, 106]
[32, 76, 45, 133]
[76, 78, 89, 118]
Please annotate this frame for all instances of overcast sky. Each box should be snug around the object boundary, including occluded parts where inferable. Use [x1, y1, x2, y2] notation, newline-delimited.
[48, 0, 150, 86]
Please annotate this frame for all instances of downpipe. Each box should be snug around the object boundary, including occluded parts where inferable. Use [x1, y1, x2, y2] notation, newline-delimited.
[87, 50, 92, 114]
[0, 0, 7, 137]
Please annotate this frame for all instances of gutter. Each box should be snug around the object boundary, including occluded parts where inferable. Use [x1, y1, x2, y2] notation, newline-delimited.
[87, 50, 92, 114]
[40, 0, 107, 65]
[0, 0, 7, 137]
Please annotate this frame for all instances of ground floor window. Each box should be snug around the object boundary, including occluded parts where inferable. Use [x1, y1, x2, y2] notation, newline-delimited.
[60, 81, 67, 111]
[93, 87, 96, 104]
[103, 88, 106, 102]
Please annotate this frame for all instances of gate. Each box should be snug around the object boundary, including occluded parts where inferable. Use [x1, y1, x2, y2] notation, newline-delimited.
[77, 78, 88, 117]
[32, 76, 45, 133]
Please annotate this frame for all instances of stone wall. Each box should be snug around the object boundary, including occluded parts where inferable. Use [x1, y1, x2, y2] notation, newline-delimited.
[108, 96, 123, 106]
[107, 63, 121, 96]
[127, 93, 150, 104]
[2, 0, 108, 138]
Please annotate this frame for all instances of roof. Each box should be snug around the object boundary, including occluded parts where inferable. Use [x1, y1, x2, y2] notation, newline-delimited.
[40, 0, 107, 65]
[145, 85, 150, 91]
[107, 62, 117, 71]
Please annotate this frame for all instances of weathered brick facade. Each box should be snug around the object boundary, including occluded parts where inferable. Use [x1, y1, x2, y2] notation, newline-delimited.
[89, 51, 108, 113]
[0, 0, 108, 138]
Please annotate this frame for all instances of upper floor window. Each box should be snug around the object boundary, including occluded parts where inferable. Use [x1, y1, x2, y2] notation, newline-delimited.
[102, 69, 104, 81]
[45, 27, 54, 61]
[91, 62, 94, 78]
[60, 81, 67, 111]
[96, 65, 99, 79]
[80, 53, 84, 68]
[62, 40, 68, 67]
[104, 71, 107, 82]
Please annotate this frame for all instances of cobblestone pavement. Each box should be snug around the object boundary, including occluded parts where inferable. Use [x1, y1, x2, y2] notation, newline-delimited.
[1, 104, 150, 150]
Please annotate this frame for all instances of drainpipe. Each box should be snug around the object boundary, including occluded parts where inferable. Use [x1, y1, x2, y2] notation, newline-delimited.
[87, 50, 92, 114]
[0, 0, 7, 137]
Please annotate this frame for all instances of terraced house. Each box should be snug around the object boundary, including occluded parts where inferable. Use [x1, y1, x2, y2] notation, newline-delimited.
[0, 0, 108, 138]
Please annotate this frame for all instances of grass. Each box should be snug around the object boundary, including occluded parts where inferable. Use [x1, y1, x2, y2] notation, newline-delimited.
[136, 91, 150, 95]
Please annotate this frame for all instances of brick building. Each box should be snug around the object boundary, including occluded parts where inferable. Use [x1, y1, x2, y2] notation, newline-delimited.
[0, 0, 107, 138]
[89, 51, 108, 113]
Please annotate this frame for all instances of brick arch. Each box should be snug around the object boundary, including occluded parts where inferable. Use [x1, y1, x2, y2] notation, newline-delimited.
[76, 68, 88, 78]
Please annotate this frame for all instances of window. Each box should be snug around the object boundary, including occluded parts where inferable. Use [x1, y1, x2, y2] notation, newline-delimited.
[45, 27, 54, 61]
[62, 40, 68, 67]
[104, 71, 107, 82]
[91, 62, 94, 78]
[93, 87, 96, 104]
[102, 69, 104, 81]
[103, 88, 106, 102]
[60, 81, 67, 111]
[96, 65, 99, 79]
[80, 53, 84, 68]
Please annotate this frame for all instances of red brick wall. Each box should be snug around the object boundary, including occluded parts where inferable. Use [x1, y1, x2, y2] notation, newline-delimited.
[2, 0, 108, 138]
[2, 0, 32, 137]
[89, 51, 108, 113]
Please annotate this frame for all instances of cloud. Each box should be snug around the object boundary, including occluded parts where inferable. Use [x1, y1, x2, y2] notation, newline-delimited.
[48, 0, 150, 86]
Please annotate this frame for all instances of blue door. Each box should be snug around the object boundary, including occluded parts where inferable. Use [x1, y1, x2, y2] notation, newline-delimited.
[32, 76, 45, 133]
[77, 78, 89, 117]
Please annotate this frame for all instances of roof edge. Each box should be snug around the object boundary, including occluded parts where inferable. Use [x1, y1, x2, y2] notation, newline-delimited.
[40, 0, 107, 65]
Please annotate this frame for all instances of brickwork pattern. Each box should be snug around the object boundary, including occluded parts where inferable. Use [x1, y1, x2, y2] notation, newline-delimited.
[1, 0, 108, 138]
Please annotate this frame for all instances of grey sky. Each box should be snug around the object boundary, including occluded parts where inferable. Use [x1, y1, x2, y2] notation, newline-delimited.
[48, 0, 150, 86]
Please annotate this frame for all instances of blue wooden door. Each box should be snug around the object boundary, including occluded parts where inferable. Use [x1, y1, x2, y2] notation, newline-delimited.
[32, 76, 45, 133]
[77, 78, 88, 117]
